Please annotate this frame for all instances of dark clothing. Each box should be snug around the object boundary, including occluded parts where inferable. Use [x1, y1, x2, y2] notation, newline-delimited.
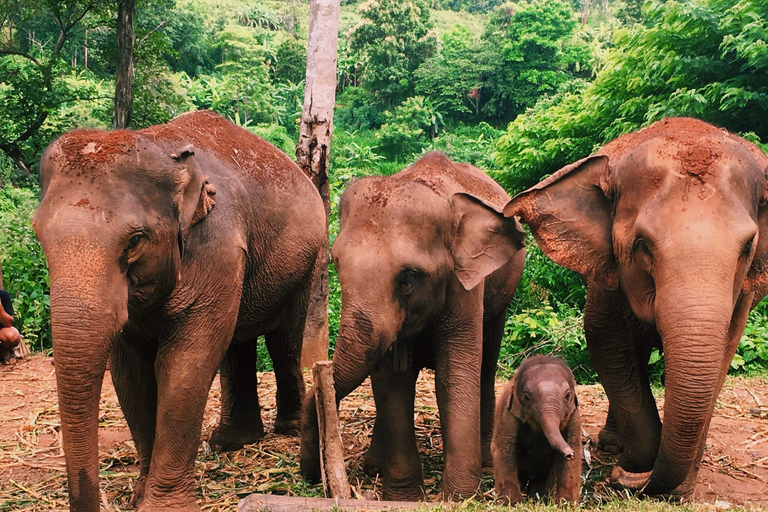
[0, 289, 13, 316]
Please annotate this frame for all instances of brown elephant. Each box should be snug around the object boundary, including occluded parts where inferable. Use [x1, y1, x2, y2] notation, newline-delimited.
[33, 111, 325, 512]
[504, 117, 768, 498]
[491, 355, 581, 505]
[300, 152, 526, 500]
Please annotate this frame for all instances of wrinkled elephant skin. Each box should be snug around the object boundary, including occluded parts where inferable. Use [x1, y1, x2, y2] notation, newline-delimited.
[300, 152, 526, 501]
[504, 117, 768, 498]
[34, 111, 326, 512]
[492, 355, 582, 504]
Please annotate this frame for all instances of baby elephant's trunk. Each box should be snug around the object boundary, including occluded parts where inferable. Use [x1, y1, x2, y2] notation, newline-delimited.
[541, 413, 574, 460]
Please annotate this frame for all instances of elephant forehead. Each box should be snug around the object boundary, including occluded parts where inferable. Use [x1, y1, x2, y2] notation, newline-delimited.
[46, 129, 139, 178]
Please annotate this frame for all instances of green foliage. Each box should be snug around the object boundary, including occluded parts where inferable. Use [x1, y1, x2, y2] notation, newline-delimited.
[0, 186, 50, 351]
[733, 311, 768, 373]
[335, 86, 384, 131]
[350, 0, 438, 106]
[499, 303, 594, 382]
[377, 96, 445, 158]
[426, 122, 501, 169]
[248, 123, 296, 155]
[271, 38, 307, 84]
[414, 26, 487, 121]
[495, 0, 768, 192]
[479, 0, 591, 122]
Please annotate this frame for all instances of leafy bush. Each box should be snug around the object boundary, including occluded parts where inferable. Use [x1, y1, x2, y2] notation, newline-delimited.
[248, 124, 297, 155]
[0, 186, 50, 352]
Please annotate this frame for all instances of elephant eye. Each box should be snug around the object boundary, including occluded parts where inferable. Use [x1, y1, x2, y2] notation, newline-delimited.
[564, 390, 572, 402]
[397, 268, 424, 295]
[127, 233, 143, 251]
[522, 391, 533, 403]
[634, 237, 652, 258]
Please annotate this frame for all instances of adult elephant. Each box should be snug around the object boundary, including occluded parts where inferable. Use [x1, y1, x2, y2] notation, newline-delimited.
[504, 117, 768, 498]
[33, 111, 325, 512]
[300, 153, 526, 500]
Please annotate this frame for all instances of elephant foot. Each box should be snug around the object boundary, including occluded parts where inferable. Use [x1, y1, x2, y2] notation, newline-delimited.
[598, 426, 624, 454]
[273, 415, 301, 436]
[382, 481, 425, 502]
[363, 446, 383, 477]
[209, 422, 264, 452]
[129, 474, 147, 508]
[300, 447, 322, 484]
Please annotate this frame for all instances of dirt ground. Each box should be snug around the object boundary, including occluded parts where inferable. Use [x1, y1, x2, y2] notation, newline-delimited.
[1, 356, 767, 510]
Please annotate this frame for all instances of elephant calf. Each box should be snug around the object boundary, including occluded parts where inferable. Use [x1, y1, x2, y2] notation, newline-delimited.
[492, 355, 582, 504]
[301, 152, 526, 500]
[34, 111, 325, 512]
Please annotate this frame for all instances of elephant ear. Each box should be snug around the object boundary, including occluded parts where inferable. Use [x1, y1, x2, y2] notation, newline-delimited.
[503, 155, 618, 290]
[450, 192, 526, 291]
[507, 379, 528, 423]
[743, 171, 768, 297]
[171, 145, 216, 248]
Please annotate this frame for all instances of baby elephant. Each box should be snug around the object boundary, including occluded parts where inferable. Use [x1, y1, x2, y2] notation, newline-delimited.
[492, 355, 582, 504]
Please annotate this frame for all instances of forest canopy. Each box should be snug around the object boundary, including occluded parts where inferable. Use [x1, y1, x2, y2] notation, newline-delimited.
[1, 0, 768, 379]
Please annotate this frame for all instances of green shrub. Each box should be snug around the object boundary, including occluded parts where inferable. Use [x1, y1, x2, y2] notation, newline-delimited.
[0, 185, 50, 352]
[248, 123, 296, 155]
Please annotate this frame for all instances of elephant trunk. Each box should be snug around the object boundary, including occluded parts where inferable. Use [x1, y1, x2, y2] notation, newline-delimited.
[299, 306, 390, 483]
[47, 242, 127, 511]
[539, 412, 574, 460]
[619, 260, 734, 496]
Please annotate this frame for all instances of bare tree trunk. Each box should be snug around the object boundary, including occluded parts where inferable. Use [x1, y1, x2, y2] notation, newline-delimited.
[114, 0, 135, 129]
[296, 0, 340, 368]
[581, 0, 591, 24]
[313, 361, 350, 498]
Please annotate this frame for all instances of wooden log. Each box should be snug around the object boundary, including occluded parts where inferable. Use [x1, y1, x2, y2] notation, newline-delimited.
[237, 494, 422, 512]
[313, 360, 351, 499]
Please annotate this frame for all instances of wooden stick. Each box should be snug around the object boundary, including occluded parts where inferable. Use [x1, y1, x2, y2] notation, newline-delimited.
[313, 360, 351, 499]
[237, 494, 422, 512]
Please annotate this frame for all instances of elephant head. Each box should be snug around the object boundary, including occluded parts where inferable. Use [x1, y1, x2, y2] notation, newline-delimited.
[506, 355, 578, 460]
[300, 174, 525, 482]
[504, 118, 768, 495]
[33, 131, 215, 510]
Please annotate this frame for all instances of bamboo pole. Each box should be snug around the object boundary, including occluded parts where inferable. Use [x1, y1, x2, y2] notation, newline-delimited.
[313, 361, 350, 498]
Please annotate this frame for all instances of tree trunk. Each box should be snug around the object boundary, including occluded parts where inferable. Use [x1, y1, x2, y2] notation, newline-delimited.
[114, 0, 135, 129]
[296, 0, 340, 368]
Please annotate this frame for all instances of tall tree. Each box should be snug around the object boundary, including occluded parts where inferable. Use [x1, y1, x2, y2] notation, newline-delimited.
[114, 0, 135, 128]
[0, 0, 107, 171]
[349, 0, 436, 107]
[297, 0, 340, 367]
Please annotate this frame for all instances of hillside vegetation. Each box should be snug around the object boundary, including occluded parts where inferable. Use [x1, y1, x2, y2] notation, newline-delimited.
[1, 0, 767, 380]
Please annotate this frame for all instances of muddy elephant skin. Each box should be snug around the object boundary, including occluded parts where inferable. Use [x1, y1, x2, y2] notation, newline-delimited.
[491, 355, 581, 504]
[33, 111, 325, 512]
[504, 117, 768, 498]
[300, 152, 526, 500]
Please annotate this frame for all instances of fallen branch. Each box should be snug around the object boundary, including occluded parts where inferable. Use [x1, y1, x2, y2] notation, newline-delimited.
[237, 494, 422, 512]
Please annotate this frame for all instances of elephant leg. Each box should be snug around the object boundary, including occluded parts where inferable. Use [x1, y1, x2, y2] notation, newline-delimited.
[265, 288, 310, 435]
[433, 304, 483, 500]
[110, 333, 157, 508]
[371, 366, 423, 501]
[584, 287, 661, 474]
[481, 310, 505, 467]
[210, 341, 264, 452]
[364, 416, 384, 476]
[139, 325, 233, 512]
[598, 404, 622, 454]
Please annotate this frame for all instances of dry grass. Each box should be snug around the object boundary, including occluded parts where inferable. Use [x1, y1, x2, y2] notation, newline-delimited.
[1, 357, 767, 511]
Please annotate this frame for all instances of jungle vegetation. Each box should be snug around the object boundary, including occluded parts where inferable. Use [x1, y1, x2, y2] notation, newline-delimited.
[1, 0, 767, 380]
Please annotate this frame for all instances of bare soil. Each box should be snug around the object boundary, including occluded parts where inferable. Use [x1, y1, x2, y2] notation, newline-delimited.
[1, 356, 767, 510]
